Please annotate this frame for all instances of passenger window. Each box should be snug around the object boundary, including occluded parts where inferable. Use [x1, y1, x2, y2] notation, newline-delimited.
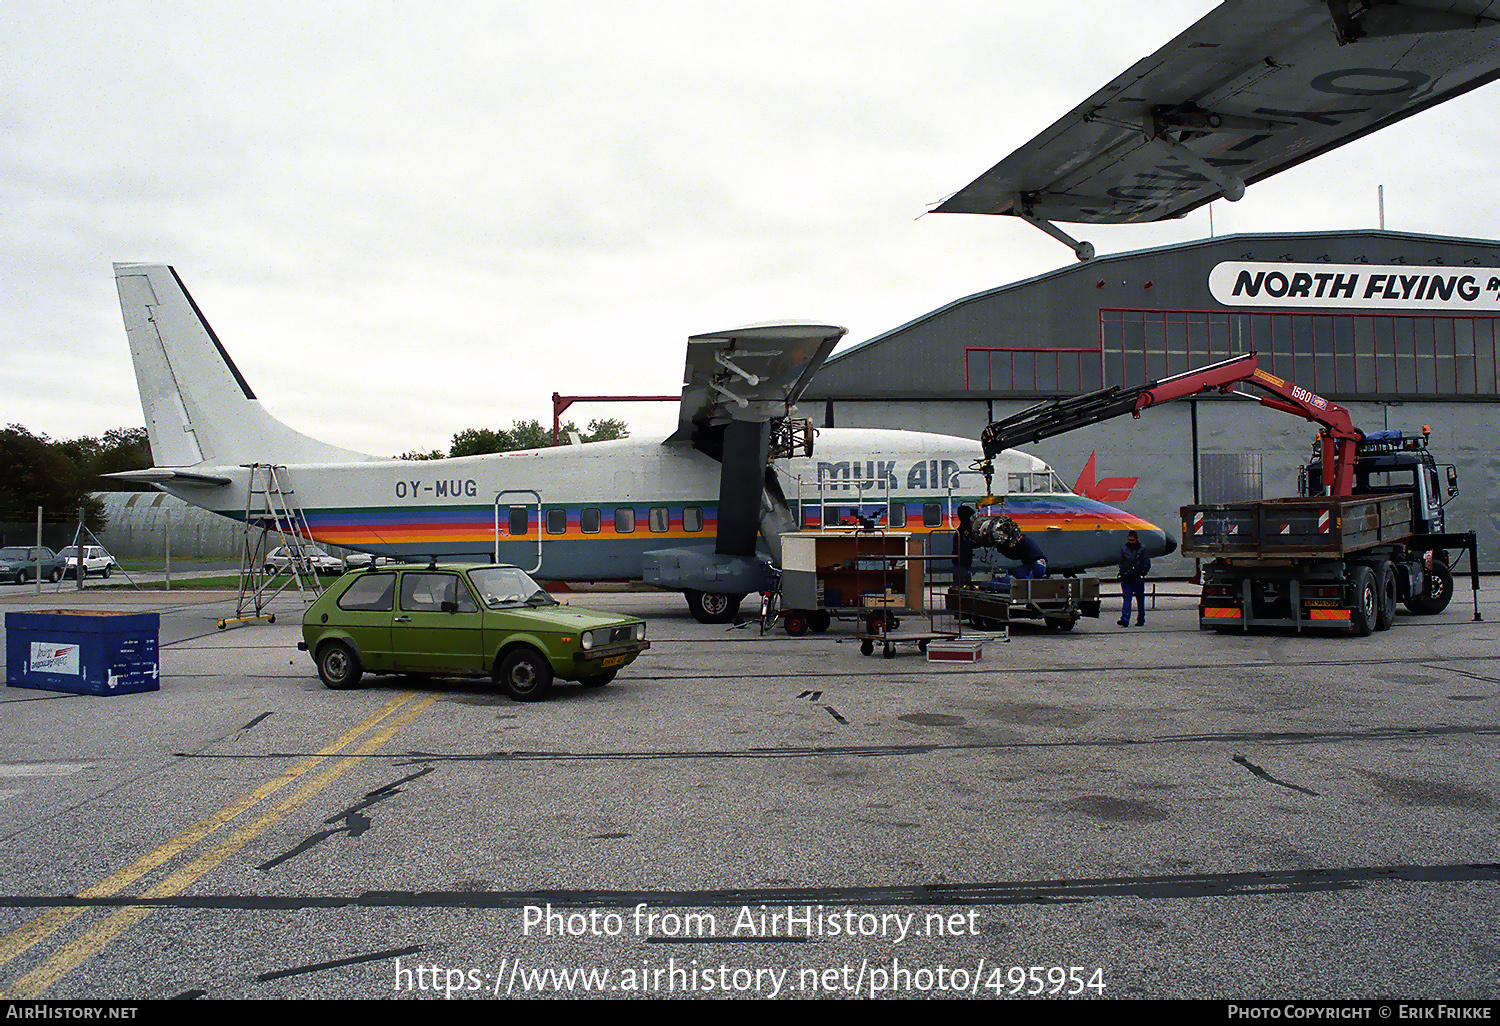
[649, 507, 670, 533]
[580, 508, 601, 534]
[399, 573, 476, 613]
[889, 503, 907, 527]
[614, 508, 635, 534]
[337, 573, 395, 612]
[545, 508, 568, 535]
[923, 503, 943, 527]
[507, 507, 529, 536]
[683, 507, 703, 532]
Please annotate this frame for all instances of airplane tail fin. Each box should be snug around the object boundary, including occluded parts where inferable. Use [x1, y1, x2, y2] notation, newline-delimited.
[114, 264, 371, 467]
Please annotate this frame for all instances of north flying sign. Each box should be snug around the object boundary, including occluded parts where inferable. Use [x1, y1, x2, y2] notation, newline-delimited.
[1209, 261, 1500, 312]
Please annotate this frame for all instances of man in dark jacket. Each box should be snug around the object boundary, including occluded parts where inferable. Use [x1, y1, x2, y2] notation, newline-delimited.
[1118, 530, 1150, 626]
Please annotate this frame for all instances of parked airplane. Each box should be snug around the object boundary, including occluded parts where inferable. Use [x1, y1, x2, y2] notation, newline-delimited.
[111, 264, 1174, 622]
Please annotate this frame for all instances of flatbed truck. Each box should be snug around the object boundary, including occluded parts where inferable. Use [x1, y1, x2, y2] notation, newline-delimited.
[975, 353, 1480, 636]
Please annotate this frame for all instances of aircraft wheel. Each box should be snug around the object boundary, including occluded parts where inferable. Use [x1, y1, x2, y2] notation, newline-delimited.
[317, 641, 364, 690]
[685, 589, 742, 624]
[498, 647, 554, 701]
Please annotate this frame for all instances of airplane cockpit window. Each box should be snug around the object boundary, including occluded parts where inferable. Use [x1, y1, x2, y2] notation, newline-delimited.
[1007, 471, 1070, 494]
[470, 567, 555, 609]
[337, 573, 395, 612]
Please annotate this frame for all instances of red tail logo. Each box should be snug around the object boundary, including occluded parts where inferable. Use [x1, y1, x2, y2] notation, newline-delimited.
[1072, 452, 1138, 502]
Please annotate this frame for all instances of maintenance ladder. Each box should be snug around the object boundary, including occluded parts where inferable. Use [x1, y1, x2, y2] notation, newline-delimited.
[223, 464, 320, 629]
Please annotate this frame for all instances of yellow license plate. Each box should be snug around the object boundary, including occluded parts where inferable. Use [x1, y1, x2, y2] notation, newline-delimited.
[601, 655, 626, 669]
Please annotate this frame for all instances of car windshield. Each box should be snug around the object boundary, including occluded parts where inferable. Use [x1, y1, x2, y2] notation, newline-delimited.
[468, 567, 555, 609]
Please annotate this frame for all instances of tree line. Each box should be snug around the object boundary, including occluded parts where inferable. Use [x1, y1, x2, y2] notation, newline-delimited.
[398, 417, 628, 460]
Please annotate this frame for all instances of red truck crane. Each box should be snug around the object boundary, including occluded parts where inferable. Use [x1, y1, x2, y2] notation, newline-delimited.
[977, 353, 1479, 635]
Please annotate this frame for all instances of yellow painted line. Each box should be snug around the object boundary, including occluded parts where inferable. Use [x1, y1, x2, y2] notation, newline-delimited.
[6, 692, 439, 998]
[0, 690, 425, 978]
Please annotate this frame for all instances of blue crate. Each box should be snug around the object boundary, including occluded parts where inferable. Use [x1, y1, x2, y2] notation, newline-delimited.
[5, 611, 160, 695]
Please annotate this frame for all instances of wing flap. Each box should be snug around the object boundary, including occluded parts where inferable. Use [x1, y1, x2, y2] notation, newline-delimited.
[666, 322, 846, 443]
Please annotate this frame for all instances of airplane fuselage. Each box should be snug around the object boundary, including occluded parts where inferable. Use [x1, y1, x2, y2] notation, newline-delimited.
[162, 427, 1170, 580]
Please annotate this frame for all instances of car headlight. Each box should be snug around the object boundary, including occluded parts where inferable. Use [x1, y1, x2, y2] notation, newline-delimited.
[581, 631, 594, 650]
[633, 622, 646, 642]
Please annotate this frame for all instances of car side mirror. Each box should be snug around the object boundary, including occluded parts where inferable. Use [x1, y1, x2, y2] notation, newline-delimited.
[1446, 466, 1458, 497]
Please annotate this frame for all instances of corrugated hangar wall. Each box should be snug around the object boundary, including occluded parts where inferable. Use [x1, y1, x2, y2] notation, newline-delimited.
[808, 230, 1500, 577]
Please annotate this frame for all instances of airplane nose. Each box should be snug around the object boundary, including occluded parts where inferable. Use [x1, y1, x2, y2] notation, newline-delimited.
[1162, 532, 1178, 555]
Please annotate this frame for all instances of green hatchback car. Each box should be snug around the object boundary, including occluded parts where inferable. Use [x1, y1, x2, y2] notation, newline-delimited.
[299, 564, 648, 701]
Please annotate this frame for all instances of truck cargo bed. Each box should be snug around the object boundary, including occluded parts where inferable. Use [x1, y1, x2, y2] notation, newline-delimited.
[1180, 493, 1413, 561]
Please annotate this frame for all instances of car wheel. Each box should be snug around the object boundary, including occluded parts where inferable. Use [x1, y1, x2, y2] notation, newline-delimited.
[102, 566, 111, 578]
[316, 641, 363, 689]
[48, 568, 62, 583]
[685, 589, 742, 624]
[580, 670, 617, 687]
[17, 569, 29, 585]
[498, 647, 554, 702]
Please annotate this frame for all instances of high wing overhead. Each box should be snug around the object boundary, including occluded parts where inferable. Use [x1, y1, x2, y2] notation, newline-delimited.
[932, 0, 1500, 258]
[667, 322, 846, 444]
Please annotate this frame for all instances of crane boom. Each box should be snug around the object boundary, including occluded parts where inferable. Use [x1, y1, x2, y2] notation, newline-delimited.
[978, 353, 1365, 496]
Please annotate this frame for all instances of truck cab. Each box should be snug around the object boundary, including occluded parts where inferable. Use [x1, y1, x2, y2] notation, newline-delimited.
[1304, 430, 1455, 535]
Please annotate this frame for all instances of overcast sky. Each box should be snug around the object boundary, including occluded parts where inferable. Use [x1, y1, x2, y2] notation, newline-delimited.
[4, 1, 1498, 457]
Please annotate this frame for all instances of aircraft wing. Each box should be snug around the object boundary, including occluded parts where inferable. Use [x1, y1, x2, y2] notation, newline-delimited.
[932, 0, 1500, 233]
[666, 322, 846, 443]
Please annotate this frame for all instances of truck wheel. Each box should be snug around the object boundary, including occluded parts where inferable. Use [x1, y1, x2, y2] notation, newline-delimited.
[1405, 562, 1454, 615]
[1375, 565, 1397, 631]
[1348, 565, 1376, 637]
[685, 590, 742, 624]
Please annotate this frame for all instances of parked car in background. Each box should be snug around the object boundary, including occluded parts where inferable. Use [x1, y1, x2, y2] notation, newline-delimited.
[299, 563, 649, 700]
[263, 544, 348, 576]
[0, 547, 65, 584]
[60, 545, 118, 579]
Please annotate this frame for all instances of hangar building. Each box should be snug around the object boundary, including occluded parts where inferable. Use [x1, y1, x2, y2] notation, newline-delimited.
[807, 229, 1500, 577]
